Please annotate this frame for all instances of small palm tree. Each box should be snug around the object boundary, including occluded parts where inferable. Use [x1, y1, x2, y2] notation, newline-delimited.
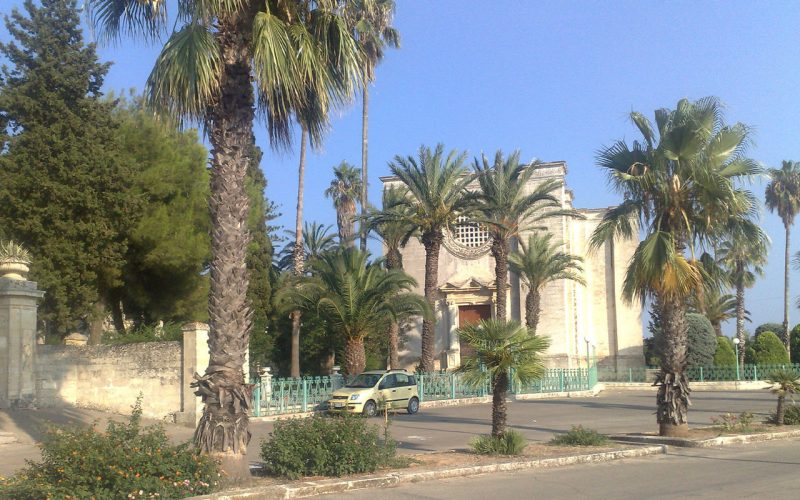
[508, 233, 585, 334]
[765, 369, 800, 425]
[325, 161, 363, 247]
[471, 151, 578, 322]
[688, 287, 739, 337]
[368, 186, 418, 367]
[765, 160, 800, 355]
[388, 144, 472, 372]
[344, 0, 400, 251]
[276, 222, 336, 272]
[281, 248, 428, 374]
[457, 319, 550, 437]
[590, 97, 759, 436]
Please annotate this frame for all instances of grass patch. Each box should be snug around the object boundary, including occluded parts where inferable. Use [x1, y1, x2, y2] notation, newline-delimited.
[469, 430, 527, 455]
[549, 425, 609, 446]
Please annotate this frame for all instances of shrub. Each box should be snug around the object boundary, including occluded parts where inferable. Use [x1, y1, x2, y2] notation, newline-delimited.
[755, 323, 785, 339]
[711, 412, 754, 432]
[102, 322, 184, 344]
[0, 399, 219, 499]
[751, 332, 790, 364]
[777, 404, 800, 425]
[260, 414, 395, 479]
[686, 313, 716, 368]
[713, 337, 737, 366]
[791, 324, 800, 364]
[549, 425, 609, 446]
[470, 430, 527, 455]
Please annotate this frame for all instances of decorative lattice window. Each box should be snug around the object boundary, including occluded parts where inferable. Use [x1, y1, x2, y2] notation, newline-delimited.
[452, 216, 489, 248]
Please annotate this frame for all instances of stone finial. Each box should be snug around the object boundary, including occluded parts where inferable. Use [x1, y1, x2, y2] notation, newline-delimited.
[181, 322, 209, 333]
[0, 240, 32, 281]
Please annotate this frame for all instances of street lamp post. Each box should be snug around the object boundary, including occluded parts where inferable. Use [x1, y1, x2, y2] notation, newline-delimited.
[733, 338, 741, 381]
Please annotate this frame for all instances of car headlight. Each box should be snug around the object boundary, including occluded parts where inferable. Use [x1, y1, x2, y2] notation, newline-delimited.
[350, 394, 360, 401]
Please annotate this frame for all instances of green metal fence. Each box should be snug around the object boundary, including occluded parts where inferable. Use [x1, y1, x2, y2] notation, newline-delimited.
[252, 365, 599, 417]
[598, 363, 800, 383]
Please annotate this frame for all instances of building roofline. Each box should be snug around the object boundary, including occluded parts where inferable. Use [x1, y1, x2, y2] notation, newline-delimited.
[379, 160, 568, 183]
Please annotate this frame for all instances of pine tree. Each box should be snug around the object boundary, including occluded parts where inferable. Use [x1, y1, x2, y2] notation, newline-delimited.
[0, 0, 133, 338]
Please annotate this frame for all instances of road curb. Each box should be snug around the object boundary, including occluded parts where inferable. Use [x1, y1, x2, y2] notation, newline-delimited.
[192, 445, 666, 499]
[610, 428, 800, 448]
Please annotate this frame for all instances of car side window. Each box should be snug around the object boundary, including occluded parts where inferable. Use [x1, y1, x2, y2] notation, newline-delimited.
[408, 375, 416, 386]
[395, 373, 409, 386]
[379, 374, 396, 389]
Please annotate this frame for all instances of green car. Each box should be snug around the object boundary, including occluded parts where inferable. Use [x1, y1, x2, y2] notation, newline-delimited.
[328, 369, 420, 417]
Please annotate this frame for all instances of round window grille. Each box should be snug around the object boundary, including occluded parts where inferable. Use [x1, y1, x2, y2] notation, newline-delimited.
[444, 216, 492, 259]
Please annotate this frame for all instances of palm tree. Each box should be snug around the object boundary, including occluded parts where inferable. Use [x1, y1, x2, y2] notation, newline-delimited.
[472, 151, 578, 322]
[281, 248, 428, 374]
[590, 97, 759, 436]
[765, 369, 800, 425]
[717, 219, 768, 366]
[688, 288, 738, 337]
[88, 0, 360, 474]
[388, 144, 472, 372]
[456, 319, 550, 437]
[368, 186, 418, 367]
[508, 233, 585, 334]
[765, 160, 800, 355]
[325, 161, 363, 246]
[345, 0, 400, 251]
[276, 222, 336, 272]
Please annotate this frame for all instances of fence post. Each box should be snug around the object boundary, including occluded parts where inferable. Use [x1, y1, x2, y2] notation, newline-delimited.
[559, 370, 565, 392]
[451, 373, 456, 400]
[252, 378, 261, 417]
[753, 365, 758, 381]
[419, 374, 425, 403]
[302, 378, 308, 412]
[699, 367, 704, 382]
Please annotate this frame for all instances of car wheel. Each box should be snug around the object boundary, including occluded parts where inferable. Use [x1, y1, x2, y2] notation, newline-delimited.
[407, 396, 419, 415]
[363, 400, 377, 417]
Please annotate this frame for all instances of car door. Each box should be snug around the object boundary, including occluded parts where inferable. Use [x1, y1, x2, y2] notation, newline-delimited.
[378, 374, 397, 409]
[393, 373, 412, 408]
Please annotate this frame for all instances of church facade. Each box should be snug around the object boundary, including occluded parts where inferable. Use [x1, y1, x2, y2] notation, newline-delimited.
[381, 161, 644, 371]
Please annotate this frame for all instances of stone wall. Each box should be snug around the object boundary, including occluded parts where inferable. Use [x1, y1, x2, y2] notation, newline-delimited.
[35, 342, 182, 420]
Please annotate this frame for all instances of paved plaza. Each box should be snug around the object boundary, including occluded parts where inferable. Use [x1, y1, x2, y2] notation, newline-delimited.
[0, 389, 778, 477]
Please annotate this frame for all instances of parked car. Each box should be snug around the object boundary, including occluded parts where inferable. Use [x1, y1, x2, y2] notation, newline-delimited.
[328, 369, 420, 417]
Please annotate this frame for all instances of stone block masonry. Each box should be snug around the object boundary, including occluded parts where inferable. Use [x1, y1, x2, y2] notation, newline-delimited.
[35, 342, 182, 420]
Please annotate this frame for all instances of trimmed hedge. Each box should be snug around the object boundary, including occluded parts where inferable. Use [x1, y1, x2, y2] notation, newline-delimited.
[750, 331, 789, 364]
[713, 336, 737, 366]
[686, 313, 716, 368]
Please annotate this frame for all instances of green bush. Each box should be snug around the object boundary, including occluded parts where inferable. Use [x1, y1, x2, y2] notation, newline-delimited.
[777, 404, 800, 425]
[102, 322, 183, 344]
[791, 324, 800, 364]
[549, 425, 609, 446]
[469, 430, 527, 455]
[0, 399, 218, 499]
[686, 313, 716, 368]
[756, 323, 785, 339]
[260, 414, 396, 479]
[751, 331, 790, 364]
[713, 337, 737, 366]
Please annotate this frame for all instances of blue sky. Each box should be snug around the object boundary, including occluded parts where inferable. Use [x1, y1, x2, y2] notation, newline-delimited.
[4, 0, 800, 335]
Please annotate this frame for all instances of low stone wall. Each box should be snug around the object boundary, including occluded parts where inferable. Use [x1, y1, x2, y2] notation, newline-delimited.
[35, 342, 182, 420]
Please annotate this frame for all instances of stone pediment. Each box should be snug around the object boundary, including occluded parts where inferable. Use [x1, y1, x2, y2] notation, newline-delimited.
[439, 276, 496, 293]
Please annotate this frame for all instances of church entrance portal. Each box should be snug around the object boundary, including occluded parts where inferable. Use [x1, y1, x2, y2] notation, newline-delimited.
[458, 304, 491, 358]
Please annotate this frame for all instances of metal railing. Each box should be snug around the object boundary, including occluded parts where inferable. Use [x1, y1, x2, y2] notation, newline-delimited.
[598, 363, 800, 384]
[252, 365, 599, 417]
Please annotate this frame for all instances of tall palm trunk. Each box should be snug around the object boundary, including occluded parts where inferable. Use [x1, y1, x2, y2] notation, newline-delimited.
[344, 336, 366, 375]
[491, 370, 509, 437]
[735, 261, 746, 369]
[420, 230, 443, 372]
[193, 13, 255, 479]
[359, 73, 369, 252]
[654, 293, 691, 437]
[525, 290, 541, 334]
[337, 201, 356, 247]
[491, 237, 508, 322]
[386, 247, 403, 368]
[783, 223, 791, 355]
[711, 321, 723, 337]
[290, 128, 308, 378]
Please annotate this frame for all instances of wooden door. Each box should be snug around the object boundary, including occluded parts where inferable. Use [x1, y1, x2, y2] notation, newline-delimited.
[458, 304, 492, 358]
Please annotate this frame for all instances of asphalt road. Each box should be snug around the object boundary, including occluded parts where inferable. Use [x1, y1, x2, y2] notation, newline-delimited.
[0, 389, 779, 476]
[321, 438, 800, 499]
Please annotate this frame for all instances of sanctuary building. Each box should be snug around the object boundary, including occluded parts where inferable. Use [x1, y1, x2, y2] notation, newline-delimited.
[381, 161, 644, 371]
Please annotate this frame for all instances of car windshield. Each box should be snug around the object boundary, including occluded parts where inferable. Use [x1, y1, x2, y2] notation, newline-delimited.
[345, 374, 381, 388]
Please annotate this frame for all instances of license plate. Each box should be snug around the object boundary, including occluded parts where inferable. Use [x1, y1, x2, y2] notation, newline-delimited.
[333, 402, 344, 408]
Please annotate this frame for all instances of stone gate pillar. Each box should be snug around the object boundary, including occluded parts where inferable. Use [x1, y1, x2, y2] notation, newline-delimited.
[0, 277, 45, 409]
